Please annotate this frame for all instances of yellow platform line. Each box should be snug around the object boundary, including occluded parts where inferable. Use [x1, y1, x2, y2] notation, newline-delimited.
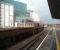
[54, 29, 60, 50]
[55, 34, 60, 50]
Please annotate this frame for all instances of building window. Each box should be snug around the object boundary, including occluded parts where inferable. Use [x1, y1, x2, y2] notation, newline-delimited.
[10, 5, 14, 16]
[0, 3, 14, 27]
[1, 4, 4, 9]
[0, 4, 1, 15]
[5, 5, 9, 10]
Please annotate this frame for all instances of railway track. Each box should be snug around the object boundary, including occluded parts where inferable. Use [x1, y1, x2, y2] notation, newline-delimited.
[7, 30, 49, 50]
[0, 27, 44, 50]
[22, 30, 48, 50]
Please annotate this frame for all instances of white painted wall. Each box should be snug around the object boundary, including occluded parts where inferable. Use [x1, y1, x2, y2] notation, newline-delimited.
[1, 3, 14, 28]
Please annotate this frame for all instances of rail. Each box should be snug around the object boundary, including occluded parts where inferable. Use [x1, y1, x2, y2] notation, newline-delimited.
[0, 27, 44, 50]
[36, 29, 53, 50]
[7, 30, 46, 50]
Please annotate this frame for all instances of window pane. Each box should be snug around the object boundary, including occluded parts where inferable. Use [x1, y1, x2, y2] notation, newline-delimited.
[10, 10, 14, 15]
[5, 16, 9, 23]
[1, 9, 4, 19]
[10, 5, 14, 15]
[10, 5, 13, 11]
[5, 4, 9, 10]
[5, 10, 9, 16]
[1, 4, 4, 9]
[5, 16, 9, 26]
[9, 16, 13, 26]
[5, 22, 9, 26]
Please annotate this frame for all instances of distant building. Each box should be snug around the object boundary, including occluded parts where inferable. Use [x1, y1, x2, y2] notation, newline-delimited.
[0, 2, 14, 28]
[12, 1, 27, 27]
[0, 0, 27, 28]
[12, 1, 27, 23]
[27, 10, 40, 22]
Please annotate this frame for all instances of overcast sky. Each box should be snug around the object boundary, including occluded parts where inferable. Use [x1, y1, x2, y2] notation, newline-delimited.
[14, 0, 60, 24]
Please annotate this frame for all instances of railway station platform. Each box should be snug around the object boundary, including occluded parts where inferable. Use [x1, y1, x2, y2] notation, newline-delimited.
[37, 27, 60, 50]
[55, 29, 60, 50]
